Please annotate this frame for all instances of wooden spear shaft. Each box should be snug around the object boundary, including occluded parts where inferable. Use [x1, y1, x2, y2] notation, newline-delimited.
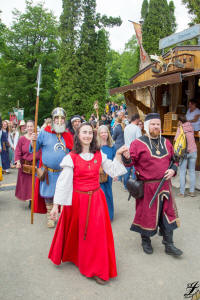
[31, 64, 42, 224]
[31, 95, 39, 224]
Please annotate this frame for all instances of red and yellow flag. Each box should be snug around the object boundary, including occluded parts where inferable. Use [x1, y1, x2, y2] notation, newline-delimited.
[131, 22, 151, 70]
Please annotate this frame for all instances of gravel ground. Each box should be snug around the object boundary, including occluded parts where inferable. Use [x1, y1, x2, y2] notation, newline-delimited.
[0, 169, 200, 300]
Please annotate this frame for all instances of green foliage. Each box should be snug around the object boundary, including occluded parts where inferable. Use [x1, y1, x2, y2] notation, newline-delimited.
[96, 14, 122, 28]
[169, 1, 177, 33]
[142, 0, 175, 55]
[182, 0, 200, 25]
[56, 0, 82, 117]
[106, 35, 139, 89]
[0, 0, 59, 123]
[141, 0, 149, 21]
[57, 0, 122, 119]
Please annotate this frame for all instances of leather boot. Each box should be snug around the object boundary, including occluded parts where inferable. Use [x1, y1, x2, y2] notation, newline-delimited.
[163, 231, 183, 256]
[158, 227, 167, 245]
[141, 235, 153, 254]
[46, 204, 55, 228]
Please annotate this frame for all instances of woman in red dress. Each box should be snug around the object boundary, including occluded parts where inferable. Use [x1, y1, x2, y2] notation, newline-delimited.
[49, 122, 127, 284]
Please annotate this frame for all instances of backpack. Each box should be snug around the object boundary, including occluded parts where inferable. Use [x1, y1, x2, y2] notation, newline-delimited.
[174, 126, 187, 159]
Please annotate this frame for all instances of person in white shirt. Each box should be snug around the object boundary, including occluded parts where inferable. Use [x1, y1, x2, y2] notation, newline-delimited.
[186, 99, 200, 131]
[8, 123, 19, 167]
[124, 113, 142, 189]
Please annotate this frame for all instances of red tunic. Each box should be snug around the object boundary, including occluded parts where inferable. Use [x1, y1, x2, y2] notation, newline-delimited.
[48, 151, 117, 281]
[15, 136, 40, 201]
[128, 136, 180, 236]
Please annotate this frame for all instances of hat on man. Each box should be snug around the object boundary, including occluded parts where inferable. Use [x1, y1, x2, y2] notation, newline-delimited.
[144, 112, 163, 149]
[144, 113, 160, 122]
[71, 115, 82, 123]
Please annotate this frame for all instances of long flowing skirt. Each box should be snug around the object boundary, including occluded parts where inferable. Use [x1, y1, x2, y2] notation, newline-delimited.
[15, 168, 32, 201]
[48, 189, 117, 281]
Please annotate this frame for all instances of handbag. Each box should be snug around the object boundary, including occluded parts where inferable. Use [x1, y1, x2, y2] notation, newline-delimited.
[22, 163, 36, 175]
[99, 166, 108, 183]
[126, 178, 144, 200]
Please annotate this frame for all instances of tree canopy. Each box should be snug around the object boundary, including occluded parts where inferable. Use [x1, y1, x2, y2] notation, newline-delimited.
[142, 0, 176, 55]
[56, 0, 122, 118]
[182, 0, 200, 25]
[0, 0, 59, 123]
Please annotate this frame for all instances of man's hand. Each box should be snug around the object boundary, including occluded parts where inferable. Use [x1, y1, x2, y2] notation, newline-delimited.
[31, 133, 37, 147]
[164, 169, 175, 180]
[31, 133, 37, 141]
[50, 204, 59, 221]
[116, 145, 130, 158]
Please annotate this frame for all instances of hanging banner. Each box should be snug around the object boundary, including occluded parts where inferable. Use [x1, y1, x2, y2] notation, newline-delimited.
[13, 108, 24, 121]
[131, 21, 151, 70]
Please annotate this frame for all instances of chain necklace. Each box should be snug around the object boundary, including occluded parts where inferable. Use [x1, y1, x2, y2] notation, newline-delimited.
[151, 139, 161, 155]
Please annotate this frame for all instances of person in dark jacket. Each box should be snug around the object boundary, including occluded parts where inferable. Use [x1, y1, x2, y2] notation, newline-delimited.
[112, 117, 125, 150]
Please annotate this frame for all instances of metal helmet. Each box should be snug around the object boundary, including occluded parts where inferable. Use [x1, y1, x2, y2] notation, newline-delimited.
[51, 107, 66, 120]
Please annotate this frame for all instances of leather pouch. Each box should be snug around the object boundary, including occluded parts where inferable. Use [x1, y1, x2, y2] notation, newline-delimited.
[127, 178, 144, 199]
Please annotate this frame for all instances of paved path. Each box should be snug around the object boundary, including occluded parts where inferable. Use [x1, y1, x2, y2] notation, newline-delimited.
[0, 170, 200, 300]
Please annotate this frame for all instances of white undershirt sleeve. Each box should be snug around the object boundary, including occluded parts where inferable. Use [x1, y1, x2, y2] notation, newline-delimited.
[101, 151, 127, 178]
[53, 154, 74, 206]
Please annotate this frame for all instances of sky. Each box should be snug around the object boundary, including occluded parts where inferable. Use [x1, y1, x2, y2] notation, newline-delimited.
[0, 0, 191, 52]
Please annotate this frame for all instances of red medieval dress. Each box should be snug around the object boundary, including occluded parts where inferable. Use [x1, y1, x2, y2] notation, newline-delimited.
[48, 151, 119, 281]
[128, 135, 180, 236]
[15, 136, 41, 201]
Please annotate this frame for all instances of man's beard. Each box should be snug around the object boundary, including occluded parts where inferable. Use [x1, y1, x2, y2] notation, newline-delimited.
[149, 129, 160, 138]
[52, 123, 66, 133]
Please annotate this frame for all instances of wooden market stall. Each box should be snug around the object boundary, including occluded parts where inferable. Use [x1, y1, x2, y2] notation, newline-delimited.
[110, 44, 200, 170]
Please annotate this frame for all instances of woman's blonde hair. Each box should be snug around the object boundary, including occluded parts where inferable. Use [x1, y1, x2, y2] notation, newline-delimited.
[97, 125, 113, 147]
[115, 117, 125, 131]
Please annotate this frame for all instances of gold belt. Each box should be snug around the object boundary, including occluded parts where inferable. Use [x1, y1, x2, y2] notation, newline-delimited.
[47, 167, 62, 173]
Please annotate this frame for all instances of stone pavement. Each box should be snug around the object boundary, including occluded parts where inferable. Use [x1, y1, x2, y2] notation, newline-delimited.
[0, 169, 200, 300]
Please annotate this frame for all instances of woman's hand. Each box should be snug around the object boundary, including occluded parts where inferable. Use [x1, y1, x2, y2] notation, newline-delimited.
[50, 204, 59, 221]
[16, 161, 21, 169]
[164, 169, 175, 180]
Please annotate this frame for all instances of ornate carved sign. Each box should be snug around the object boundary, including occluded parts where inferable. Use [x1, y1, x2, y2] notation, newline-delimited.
[159, 24, 200, 50]
[150, 50, 194, 76]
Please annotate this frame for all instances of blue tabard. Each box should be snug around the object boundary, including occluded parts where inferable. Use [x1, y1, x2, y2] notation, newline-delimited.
[30, 130, 69, 198]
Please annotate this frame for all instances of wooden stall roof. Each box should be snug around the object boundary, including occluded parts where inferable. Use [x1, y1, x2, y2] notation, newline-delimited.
[110, 72, 182, 96]
[182, 69, 200, 78]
